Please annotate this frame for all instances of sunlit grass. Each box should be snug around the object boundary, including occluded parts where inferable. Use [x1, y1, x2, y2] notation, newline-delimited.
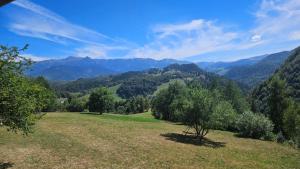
[0, 112, 299, 169]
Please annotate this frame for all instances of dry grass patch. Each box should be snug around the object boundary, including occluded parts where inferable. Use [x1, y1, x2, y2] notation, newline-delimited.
[0, 112, 299, 169]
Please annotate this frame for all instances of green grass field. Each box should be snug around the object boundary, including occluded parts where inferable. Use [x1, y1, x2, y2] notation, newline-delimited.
[0, 112, 299, 169]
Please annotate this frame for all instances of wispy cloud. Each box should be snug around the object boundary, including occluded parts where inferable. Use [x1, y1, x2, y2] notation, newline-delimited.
[10, 0, 111, 44]
[128, 19, 242, 60]
[252, 0, 300, 42]
[74, 45, 130, 59]
[6, 0, 300, 61]
[128, 0, 300, 60]
[8, 0, 130, 58]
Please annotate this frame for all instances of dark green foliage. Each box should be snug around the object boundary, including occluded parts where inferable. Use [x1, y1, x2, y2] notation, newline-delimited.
[223, 81, 249, 114]
[88, 87, 114, 114]
[31, 76, 57, 112]
[0, 45, 52, 134]
[236, 111, 274, 140]
[267, 75, 289, 132]
[115, 96, 150, 114]
[151, 81, 188, 121]
[0, 73, 36, 134]
[283, 100, 300, 147]
[211, 101, 237, 130]
[117, 78, 157, 98]
[182, 88, 214, 140]
[67, 98, 86, 112]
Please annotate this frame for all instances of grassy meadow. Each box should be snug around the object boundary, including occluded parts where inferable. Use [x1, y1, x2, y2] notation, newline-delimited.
[0, 112, 299, 169]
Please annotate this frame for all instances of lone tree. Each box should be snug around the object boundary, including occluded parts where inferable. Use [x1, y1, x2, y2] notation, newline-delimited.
[0, 45, 50, 134]
[88, 87, 114, 114]
[183, 88, 214, 140]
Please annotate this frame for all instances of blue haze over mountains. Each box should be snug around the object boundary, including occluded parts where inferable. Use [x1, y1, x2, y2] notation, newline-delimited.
[26, 50, 291, 88]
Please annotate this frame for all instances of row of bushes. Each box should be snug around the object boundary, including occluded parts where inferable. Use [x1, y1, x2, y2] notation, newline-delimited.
[56, 87, 150, 114]
[152, 81, 275, 141]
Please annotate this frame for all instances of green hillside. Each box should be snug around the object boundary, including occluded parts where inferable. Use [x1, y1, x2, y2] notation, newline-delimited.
[54, 63, 232, 99]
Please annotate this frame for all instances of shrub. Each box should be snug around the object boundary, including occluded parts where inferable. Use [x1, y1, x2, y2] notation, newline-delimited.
[236, 111, 274, 140]
[115, 96, 150, 114]
[276, 131, 286, 143]
[211, 101, 237, 130]
[88, 87, 114, 114]
[67, 98, 86, 112]
[151, 81, 188, 121]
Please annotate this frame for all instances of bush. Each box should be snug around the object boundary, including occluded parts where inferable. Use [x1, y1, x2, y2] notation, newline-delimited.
[88, 87, 114, 114]
[67, 98, 86, 112]
[236, 111, 274, 140]
[211, 101, 237, 131]
[115, 96, 150, 114]
[276, 131, 286, 143]
[151, 81, 188, 121]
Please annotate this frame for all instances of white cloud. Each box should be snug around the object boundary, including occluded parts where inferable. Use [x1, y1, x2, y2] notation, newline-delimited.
[74, 45, 129, 59]
[22, 54, 51, 61]
[6, 0, 300, 61]
[252, 0, 300, 42]
[251, 35, 262, 42]
[129, 0, 300, 60]
[128, 19, 241, 59]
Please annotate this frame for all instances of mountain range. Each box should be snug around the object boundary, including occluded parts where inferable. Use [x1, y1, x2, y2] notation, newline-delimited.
[27, 49, 293, 89]
[26, 57, 187, 80]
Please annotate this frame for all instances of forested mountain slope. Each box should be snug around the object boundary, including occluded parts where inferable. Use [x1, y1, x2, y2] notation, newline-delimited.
[251, 46, 300, 114]
[53, 63, 232, 99]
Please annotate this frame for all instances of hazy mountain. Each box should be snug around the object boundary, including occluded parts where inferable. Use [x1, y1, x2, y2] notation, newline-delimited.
[197, 54, 267, 75]
[26, 57, 188, 80]
[197, 51, 290, 88]
[224, 51, 290, 88]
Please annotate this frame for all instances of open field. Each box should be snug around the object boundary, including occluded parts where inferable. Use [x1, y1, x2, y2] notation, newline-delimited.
[0, 112, 299, 169]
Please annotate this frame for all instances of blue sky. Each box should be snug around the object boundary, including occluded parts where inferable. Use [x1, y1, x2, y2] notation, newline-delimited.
[1, 0, 300, 62]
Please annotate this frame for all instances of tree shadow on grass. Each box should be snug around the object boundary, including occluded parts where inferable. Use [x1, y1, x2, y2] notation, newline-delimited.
[0, 162, 14, 169]
[160, 133, 226, 148]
